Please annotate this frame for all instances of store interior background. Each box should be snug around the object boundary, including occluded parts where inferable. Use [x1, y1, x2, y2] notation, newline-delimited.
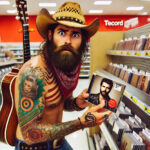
[0, 0, 150, 150]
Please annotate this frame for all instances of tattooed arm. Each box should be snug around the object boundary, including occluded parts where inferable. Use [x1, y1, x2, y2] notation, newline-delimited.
[64, 89, 89, 111]
[16, 66, 83, 145]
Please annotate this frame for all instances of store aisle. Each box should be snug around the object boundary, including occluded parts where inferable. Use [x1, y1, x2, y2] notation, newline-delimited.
[0, 79, 90, 150]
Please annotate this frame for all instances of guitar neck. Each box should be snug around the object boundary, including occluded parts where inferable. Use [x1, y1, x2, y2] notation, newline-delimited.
[23, 24, 31, 63]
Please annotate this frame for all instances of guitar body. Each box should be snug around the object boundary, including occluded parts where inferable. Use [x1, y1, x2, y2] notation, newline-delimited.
[0, 68, 19, 146]
[0, 0, 31, 146]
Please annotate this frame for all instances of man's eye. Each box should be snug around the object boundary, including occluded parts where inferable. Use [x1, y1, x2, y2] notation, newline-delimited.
[59, 31, 65, 36]
[72, 33, 80, 38]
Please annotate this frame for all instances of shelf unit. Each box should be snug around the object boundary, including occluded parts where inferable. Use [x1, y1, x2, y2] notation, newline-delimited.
[0, 42, 41, 63]
[96, 69, 150, 118]
[80, 52, 90, 78]
[88, 24, 150, 150]
[106, 50, 150, 58]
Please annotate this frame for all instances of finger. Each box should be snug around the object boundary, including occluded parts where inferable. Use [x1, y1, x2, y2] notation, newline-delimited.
[81, 101, 90, 107]
[82, 89, 89, 98]
[97, 118, 105, 125]
[94, 110, 111, 119]
[91, 100, 105, 111]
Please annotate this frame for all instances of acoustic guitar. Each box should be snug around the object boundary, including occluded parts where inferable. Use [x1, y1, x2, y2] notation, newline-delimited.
[0, 0, 31, 146]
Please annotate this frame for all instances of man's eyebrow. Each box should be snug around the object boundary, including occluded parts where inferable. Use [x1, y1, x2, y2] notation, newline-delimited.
[72, 31, 81, 34]
[57, 28, 67, 32]
[57, 28, 81, 34]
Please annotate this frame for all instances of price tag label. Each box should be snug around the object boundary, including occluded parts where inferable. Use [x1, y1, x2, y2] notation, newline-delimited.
[115, 52, 120, 55]
[137, 101, 145, 110]
[145, 52, 150, 56]
[127, 52, 132, 55]
[121, 52, 126, 55]
[124, 91, 132, 99]
[132, 97, 138, 103]
[146, 107, 150, 114]
[134, 52, 141, 56]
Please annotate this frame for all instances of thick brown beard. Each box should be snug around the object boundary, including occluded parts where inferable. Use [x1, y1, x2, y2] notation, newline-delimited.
[43, 40, 82, 72]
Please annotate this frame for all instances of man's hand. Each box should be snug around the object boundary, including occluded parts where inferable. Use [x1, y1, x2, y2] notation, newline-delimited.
[76, 88, 90, 109]
[80, 100, 111, 128]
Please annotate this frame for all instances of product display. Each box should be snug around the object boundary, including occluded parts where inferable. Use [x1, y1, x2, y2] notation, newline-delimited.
[144, 37, 150, 50]
[87, 73, 126, 112]
[137, 75, 150, 93]
[135, 38, 147, 51]
[139, 129, 150, 150]
[120, 132, 145, 150]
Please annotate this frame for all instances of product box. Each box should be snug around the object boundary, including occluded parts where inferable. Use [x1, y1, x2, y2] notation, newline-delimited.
[120, 132, 145, 150]
[135, 38, 147, 51]
[137, 75, 150, 93]
[144, 37, 150, 50]
[123, 69, 133, 83]
[86, 73, 126, 112]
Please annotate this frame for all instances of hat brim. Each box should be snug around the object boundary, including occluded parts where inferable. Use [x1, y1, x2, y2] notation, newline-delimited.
[36, 8, 100, 39]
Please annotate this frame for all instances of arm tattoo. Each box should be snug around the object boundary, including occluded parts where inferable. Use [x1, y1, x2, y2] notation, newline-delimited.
[18, 67, 82, 144]
[21, 119, 82, 144]
[64, 97, 84, 111]
[84, 112, 96, 127]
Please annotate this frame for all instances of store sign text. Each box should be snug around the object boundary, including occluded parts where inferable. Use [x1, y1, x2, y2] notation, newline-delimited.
[104, 20, 124, 26]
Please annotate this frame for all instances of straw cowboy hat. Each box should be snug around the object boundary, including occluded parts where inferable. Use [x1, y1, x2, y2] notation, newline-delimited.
[36, 1, 100, 39]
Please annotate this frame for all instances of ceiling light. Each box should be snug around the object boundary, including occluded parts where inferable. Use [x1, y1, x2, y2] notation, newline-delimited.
[94, 1, 112, 5]
[126, 6, 144, 11]
[49, 11, 55, 14]
[39, 3, 56, 7]
[7, 9, 17, 14]
[0, 1, 10, 5]
[89, 10, 103, 14]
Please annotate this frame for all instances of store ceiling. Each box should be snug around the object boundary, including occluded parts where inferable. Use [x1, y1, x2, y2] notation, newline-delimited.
[0, 0, 150, 15]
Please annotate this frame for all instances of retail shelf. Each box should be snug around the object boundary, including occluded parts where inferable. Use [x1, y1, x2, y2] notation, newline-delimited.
[84, 60, 90, 63]
[81, 66, 90, 69]
[106, 50, 150, 59]
[7, 47, 40, 51]
[0, 53, 5, 57]
[80, 70, 89, 73]
[96, 69, 150, 116]
[86, 131, 95, 150]
[79, 74, 89, 78]
[0, 61, 17, 67]
[100, 122, 119, 150]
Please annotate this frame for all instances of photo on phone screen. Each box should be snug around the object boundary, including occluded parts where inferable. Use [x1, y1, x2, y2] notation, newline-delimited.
[86, 73, 126, 112]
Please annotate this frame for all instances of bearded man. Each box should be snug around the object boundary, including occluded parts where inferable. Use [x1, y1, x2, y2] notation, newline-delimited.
[15, 2, 111, 150]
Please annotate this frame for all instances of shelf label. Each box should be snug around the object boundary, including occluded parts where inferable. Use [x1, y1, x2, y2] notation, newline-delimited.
[127, 52, 132, 55]
[115, 51, 121, 55]
[136, 101, 145, 110]
[144, 52, 150, 56]
[132, 97, 138, 103]
[134, 52, 141, 56]
[124, 91, 132, 98]
[146, 108, 150, 114]
[121, 51, 126, 55]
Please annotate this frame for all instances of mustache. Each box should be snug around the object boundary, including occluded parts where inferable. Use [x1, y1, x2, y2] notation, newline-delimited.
[55, 44, 77, 55]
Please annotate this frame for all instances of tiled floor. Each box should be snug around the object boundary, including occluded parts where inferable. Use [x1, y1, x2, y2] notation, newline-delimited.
[0, 79, 90, 150]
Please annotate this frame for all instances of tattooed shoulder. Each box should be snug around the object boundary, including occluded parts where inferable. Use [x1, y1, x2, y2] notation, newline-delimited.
[18, 66, 46, 127]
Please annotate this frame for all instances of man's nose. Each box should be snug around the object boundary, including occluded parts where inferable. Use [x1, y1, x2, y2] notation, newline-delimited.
[64, 35, 71, 45]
